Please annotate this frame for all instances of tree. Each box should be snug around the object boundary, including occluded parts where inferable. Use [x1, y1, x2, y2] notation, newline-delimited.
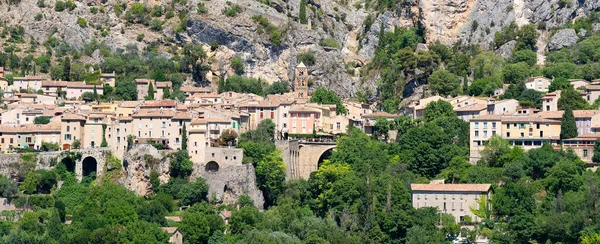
[479, 135, 517, 168]
[63, 57, 71, 81]
[220, 129, 238, 146]
[145, 82, 154, 100]
[299, 0, 307, 24]
[33, 116, 50, 124]
[423, 100, 454, 122]
[310, 87, 347, 115]
[169, 150, 193, 178]
[510, 49, 537, 66]
[593, 139, 600, 163]
[93, 85, 98, 101]
[118, 221, 170, 243]
[229, 206, 260, 234]
[231, 56, 244, 75]
[256, 151, 286, 207]
[182, 123, 188, 150]
[502, 62, 530, 84]
[560, 108, 578, 140]
[515, 24, 538, 51]
[179, 178, 209, 206]
[428, 69, 461, 96]
[81, 92, 95, 102]
[373, 117, 391, 141]
[297, 52, 316, 66]
[0, 175, 17, 198]
[548, 77, 573, 92]
[264, 81, 290, 95]
[72, 139, 81, 149]
[101, 124, 108, 147]
[558, 88, 590, 110]
[115, 79, 137, 100]
[180, 211, 211, 243]
[162, 87, 171, 99]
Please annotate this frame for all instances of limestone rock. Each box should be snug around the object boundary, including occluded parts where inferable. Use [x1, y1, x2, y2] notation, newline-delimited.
[593, 23, 600, 32]
[547, 29, 578, 51]
[579, 28, 587, 37]
[415, 43, 429, 53]
[495, 40, 517, 59]
[120, 144, 172, 197]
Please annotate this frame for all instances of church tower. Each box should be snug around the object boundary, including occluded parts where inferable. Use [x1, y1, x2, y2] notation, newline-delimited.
[294, 62, 309, 98]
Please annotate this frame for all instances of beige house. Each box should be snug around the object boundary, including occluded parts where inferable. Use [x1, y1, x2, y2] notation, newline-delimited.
[570, 79, 589, 90]
[100, 72, 116, 87]
[61, 113, 86, 150]
[326, 115, 350, 134]
[0, 77, 7, 91]
[405, 95, 445, 119]
[41, 81, 69, 97]
[11, 76, 43, 92]
[362, 111, 398, 136]
[584, 85, 600, 103]
[542, 91, 561, 112]
[525, 76, 552, 92]
[161, 227, 183, 244]
[488, 99, 519, 115]
[136, 79, 155, 99]
[0, 123, 60, 151]
[411, 183, 492, 223]
[180, 86, 212, 97]
[562, 133, 600, 163]
[66, 82, 103, 100]
[156, 81, 172, 100]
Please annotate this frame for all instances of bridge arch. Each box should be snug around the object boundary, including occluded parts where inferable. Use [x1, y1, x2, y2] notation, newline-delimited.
[82, 156, 98, 178]
[205, 161, 220, 172]
[297, 144, 336, 179]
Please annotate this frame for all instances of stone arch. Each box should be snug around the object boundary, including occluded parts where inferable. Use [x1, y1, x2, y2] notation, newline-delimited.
[60, 157, 76, 173]
[82, 156, 98, 178]
[298, 144, 336, 179]
[205, 161, 219, 172]
[317, 148, 334, 167]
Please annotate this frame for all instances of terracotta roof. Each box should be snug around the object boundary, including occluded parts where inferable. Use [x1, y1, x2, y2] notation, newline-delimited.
[42, 81, 69, 87]
[193, 93, 221, 99]
[0, 67, 3, 73]
[188, 128, 206, 133]
[160, 227, 180, 234]
[172, 112, 193, 120]
[140, 100, 177, 108]
[564, 133, 600, 140]
[541, 90, 561, 99]
[411, 184, 491, 192]
[538, 110, 600, 119]
[455, 103, 487, 112]
[469, 114, 503, 121]
[132, 110, 175, 118]
[2, 97, 20, 102]
[191, 119, 207, 125]
[180, 86, 211, 93]
[362, 111, 398, 118]
[156, 81, 172, 88]
[66, 82, 96, 89]
[164, 216, 181, 222]
[61, 113, 86, 120]
[100, 73, 115, 77]
[13, 76, 43, 80]
[16, 93, 38, 98]
[586, 85, 600, 90]
[220, 211, 232, 218]
[120, 101, 141, 108]
[290, 105, 321, 113]
[118, 117, 133, 121]
[177, 105, 188, 111]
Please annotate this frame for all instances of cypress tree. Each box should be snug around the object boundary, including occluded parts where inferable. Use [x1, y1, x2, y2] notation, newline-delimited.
[299, 0, 307, 24]
[593, 139, 600, 163]
[463, 75, 469, 95]
[182, 123, 188, 150]
[146, 82, 155, 100]
[93, 85, 98, 100]
[560, 108, 578, 140]
[163, 87, 171, 99]
[63, 57, 71, 81]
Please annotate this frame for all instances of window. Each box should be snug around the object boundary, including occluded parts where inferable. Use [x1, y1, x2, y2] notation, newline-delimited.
[302, 121, 306, 128]
[162, 122, 166, 128]
[283, 113, 287, 118]
[260, 112, 263, 119]
[0, 138, 3, 143]
[584, 149, 589, 158]
[507, 124, 510, 129]
[519, 123, 525, 129]
[474, 131, 479, 137]
[117, 137, 121, 143]
[9, 138, 13, 144]
[474, 122, 479, 129]
[540, 131, 544, 137]
[520, 132, 524, 137]
[506, 132, 510, 137]
[483, 131, 488, 137]
[492, 122, 496, 129]
[194, 142, 198, 147]
[66, 126, 70, 132]
[483, 122, 488, 129]
[270, 112, 274, 119]
[149, 131, 152, 137]
[536, 123, 540, 129]
[492, 131, 496, 135]
[336, 122, 341, 130]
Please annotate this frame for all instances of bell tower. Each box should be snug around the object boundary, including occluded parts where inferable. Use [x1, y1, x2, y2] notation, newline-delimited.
[294, 62, 309, 98]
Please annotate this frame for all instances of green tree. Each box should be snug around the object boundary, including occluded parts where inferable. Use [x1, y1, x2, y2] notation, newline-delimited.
[118, 221, 170, 243]
[297, 52, 316, 66]
[310, 87, 347, 115]
[162, 87, 171, 99]
[81, 92, 95, 102]
[558, 88, 590, 110]
[179, 178, 209, 206]
[256, 151, 286, 207]
[502, 62, 530, 84]
[231, 56, 244, 75]
[428, 69, 461, 96]
[145, 82, 155, 100]
[182, 123, 188, 150]
[264, 81, 290, 95]
[72, 139, 81, 149]
[479, 135, 517, 168]
[545, 158, 583, 195]
[63, 57, 71, 81]
[510, 49, 537, 66]
[560, 108, 578, 140]
[516, 24, 538, 51]
[299, 0, 307, 24]
[0, 174, 17, 198]
[115, 79, 137, 100]
[593, 139, 600, 164]
[169, 150, 193, 178]
[229, 206, 260, 234]
[33, 116, 50, 124]
[423, 100, 454, 122]
[548, 77, 573, 92]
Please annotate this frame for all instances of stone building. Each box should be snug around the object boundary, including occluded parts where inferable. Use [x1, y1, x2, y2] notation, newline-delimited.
[411, 183, 491, 223]
[161, 227, 183, 244]
[294, 62, 309, 98]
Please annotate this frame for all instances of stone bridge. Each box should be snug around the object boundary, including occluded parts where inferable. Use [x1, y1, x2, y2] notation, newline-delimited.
[275, 140, 336, 180]
[0, 148, 110, 181]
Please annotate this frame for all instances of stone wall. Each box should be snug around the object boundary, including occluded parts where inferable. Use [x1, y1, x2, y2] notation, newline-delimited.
[119, 145, 173, 196]
[194, 163, 264, 210]
[276, 140, 335, 180]
[275, 140, 300, 180]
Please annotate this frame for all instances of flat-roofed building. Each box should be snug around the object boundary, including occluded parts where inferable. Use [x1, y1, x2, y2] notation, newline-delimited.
[411, 183, 492, 223]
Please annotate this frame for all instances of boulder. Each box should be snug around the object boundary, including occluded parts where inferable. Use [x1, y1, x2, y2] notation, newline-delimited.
[593, 23, 600, 32]
[415, 43, 429, 53]
[547, 29, 578, 51]
[495, 40, 516, 59]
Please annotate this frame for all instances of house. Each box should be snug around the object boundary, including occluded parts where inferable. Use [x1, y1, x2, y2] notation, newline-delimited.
[11, 76, 43, 92]
[0, 77, 7, 91]
[541, 90, 561, 111]
[41, 81, 69, 97]
[405, 95, 445, 119]
[411, 183, 492, 223]
[570, 79, 589, 89]
[562, 133, 600, 163]
[584, 85, 600, 103]
[538, 110, 600, 135]
[161, 227, 183, 244]
[100, 72, 116, 87]
[469, 114, 561, 162]
[180, 86, 212, 97]
[164, 216, 182, 223]
[488, 99, 519, 115]
[362, 111, 398, 136]
[0, 67, 4, 77]
[155, 81, 172, 100]
[219, 211, 232, 224]
[135, 79, 155, 100]
[66, 82, 103, 100]
[525, 76, 552, 92]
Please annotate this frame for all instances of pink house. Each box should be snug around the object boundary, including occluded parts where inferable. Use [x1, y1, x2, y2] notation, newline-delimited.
[66, 82, 103, 100]
[288, 105, 320, 135]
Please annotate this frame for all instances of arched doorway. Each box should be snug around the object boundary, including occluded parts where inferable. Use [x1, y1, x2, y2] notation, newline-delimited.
[82, 157, 98, 178]
[205, 161, 219, 172]
[60, 157, 76, 173]
[317, 148, 334, 167]
[62, 144, 71, 150]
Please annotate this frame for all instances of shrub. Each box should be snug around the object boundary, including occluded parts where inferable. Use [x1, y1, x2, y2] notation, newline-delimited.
[113, 3, 125, 16]
[231, 56, 244, 75]
[251, 15, 282, 46]
[90, 7, 98, 14]
[297, 51, 316, 66]
[150, 19, 163, 31]
[65, 0, 76, 10]
[34, 13, 43, 21]
[198, 2, 208, 14]
[223, 4, 243, 17]
[320, 38, 341, 49]
[37, 0, 45, 8]
[150, 5, 163, 17]
[137, 33, 145, 42]
[54, 1, 66, 11]
[77, 17, 88, 28]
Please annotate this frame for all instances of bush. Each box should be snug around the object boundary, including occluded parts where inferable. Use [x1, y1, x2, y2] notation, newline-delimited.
[297, 51, 316, 66]
[137, 34, 145, 42]
[34, 13, 43, 21]
[319, 38, 341, 49]
[150, 19, 163, 31]
[198, 2, 208, 14]
[54, 1, 66, 11]
[150, 5, 163, 17]
[77, 18, 88, 28]
[251, 15, 282, 46]
[65, 0, 76, 10]
[165, 10, 175, 19]
[90, 7, 98, 14]
[231, 56, 244, 75]
[223, 5, 243, 17]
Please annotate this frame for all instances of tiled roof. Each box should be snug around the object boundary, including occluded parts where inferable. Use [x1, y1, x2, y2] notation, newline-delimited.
[411, 184, 491, 192]
[172, 112, 193, 120]
[538, 110, 600, 119]
[13, 76, 43, 80]
[180, 86, 211, 93]
[118, 117, 133, 121]
[42, 81, 69, 87]
[164, 216, 181, 222]
[290, 105, 321, 113]
[469, 114, 504, 121]
[564, 133, 600, 140]
[586, 85, 600, 90]
[160, 227, 179, 234]
[455, 103, 487, 112]
[135, 79, 154, 84]
[61, 113, 86, 120]
[16, 93, 38, 98]
[140, 100, 177, 108]
[0, 123, 61, 133]
[156, 81, 172, 88]
[132, 109, 175, 118]
[120, 101, 141, 108]
[362, 111, 398, 118]
[66, 82, 96, 89]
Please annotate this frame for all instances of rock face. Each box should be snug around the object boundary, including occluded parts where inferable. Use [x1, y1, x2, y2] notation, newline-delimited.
[547, 29, 578, 51]
[495, 40, 517, 59]
[120, 145, 171, 196]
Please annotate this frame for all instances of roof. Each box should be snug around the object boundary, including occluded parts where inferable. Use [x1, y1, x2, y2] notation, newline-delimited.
[15, 93, 37, 98]
[411, 184, 491, 192]
[297, 62, 306, 68]
[454, 103, 487, 112]
[541, 90, 561, 99]
[140, 100, 177, 108]
[538, 110, 600, 119]
[160, 227, 180, 234]
[290, 105, 321, 113]
[119, 101, 141, 108]
[135, 79, 154, 84]
[164, 216, 181, 222]
[172, 112, 193, 120]
[61, 113, 86, 121]
[363, 111, 398, 118]
[132, 109, 175, 118]
[66, 82, 96, 89]
[563, 133, 600, 140]
[13, 76, 43, 80]
[220, 211, 232, 218]
[180, 86, 211, 93]
[0, 123, 61, 133]
[42, 81, 69, 87]
[586, 85, 600, 90]
[156, 81, 172, 88]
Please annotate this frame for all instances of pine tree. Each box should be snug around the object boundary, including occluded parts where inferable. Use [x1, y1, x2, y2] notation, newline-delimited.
[593, 139, 600, 163]
[146, 82, 155, 100]
[299, 0, 307, 24]
[182, 123, 188, 150]
[63, 57, 71, 81]
[463, 75, 469, 95]
[560, 108, 578, 140]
